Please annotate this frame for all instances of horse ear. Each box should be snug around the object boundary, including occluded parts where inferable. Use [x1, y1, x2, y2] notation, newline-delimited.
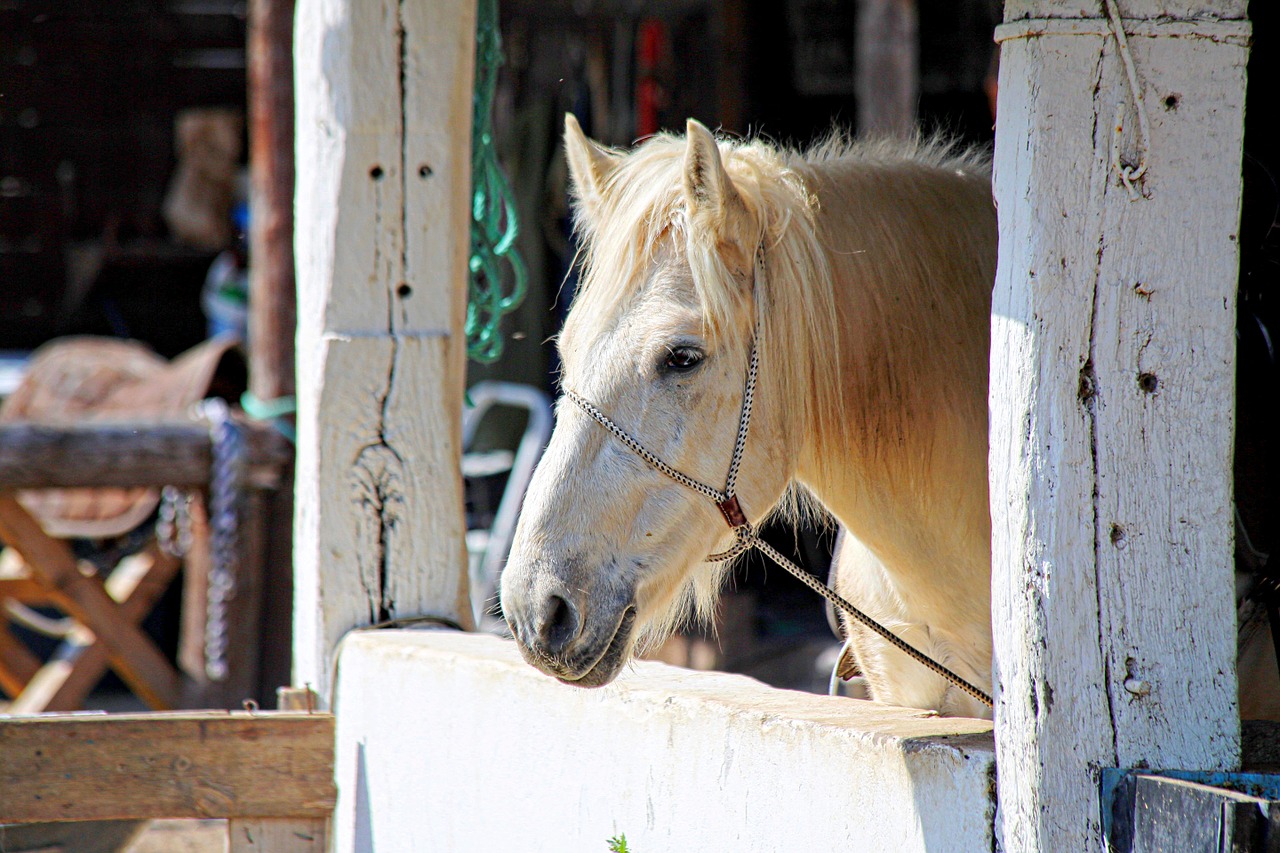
[564, 113, 620, 221]
[682, 119, 753, 277]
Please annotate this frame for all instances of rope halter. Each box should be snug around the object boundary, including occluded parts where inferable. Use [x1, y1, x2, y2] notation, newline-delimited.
[563, 248, 993, 709]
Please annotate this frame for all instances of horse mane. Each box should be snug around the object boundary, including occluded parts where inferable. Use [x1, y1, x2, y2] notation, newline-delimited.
[568, 127, 990, 476]
[564, 129, 994, 640]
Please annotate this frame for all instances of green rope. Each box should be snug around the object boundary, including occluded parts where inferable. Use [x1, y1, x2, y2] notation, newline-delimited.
[468, 0, 527, 364]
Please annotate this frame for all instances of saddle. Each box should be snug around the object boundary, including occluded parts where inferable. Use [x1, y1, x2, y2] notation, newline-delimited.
[0, 335, 244, 539]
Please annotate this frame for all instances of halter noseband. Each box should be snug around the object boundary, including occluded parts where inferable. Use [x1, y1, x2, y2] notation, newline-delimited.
[562, 248, 993, 709]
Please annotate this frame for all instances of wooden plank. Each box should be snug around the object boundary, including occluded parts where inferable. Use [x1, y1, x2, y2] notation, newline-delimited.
[293, 0, 477, 701]
[0, 497, 180, 710]
[247, 0, 298, 708]
[277, 686, 319, 711]
[989, 4, 1249, 850]
[229, 817, 328, 852]
[0, 712, 335, 823]
[0, 419, 290, 489]
[219, 488, 267, 707]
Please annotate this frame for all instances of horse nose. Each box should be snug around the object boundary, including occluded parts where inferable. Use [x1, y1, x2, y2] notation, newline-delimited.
[537, 593, 581, 656]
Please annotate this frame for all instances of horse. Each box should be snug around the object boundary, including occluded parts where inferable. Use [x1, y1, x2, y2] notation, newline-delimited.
[499, 114, 998, 718]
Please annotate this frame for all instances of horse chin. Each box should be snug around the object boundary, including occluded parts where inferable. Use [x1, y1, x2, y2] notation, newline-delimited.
[554, 606, 637, 688]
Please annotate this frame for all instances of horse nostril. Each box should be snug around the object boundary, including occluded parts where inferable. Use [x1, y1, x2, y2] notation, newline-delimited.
[537, 594, 581, 655]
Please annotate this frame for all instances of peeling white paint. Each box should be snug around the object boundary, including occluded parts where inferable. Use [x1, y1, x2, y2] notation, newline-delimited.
[293, 0, 477, 700]
[990, 4, 1248, 849]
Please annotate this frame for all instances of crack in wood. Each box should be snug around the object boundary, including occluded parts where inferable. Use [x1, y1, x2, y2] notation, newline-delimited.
[1088, 48, 1121, 757]
[350, 342, 407, 624]
[352, 441, 404, 624]
[396, 0, 409, 331]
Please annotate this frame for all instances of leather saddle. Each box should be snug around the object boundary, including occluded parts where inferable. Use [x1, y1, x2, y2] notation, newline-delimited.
[0, 335, 244, 539]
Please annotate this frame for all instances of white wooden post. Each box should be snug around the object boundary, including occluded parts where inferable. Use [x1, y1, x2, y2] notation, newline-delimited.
[293, 0, 478, 702]
[989, 2, 1249, 848]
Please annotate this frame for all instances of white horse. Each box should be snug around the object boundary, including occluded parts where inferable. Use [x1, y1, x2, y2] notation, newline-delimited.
[500, 115, 997, 718]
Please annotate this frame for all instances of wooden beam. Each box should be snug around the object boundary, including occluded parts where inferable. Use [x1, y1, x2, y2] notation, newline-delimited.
[246, 0, 299, 707]
[247, 0, 297, 409]
[989, 2, 1249, 849]
[0, 419, 291, 490]
[293, 0, 477, 701]
[0, 712, 335, 823]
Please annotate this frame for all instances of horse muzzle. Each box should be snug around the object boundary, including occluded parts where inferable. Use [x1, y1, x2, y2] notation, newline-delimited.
[501, 565, 637, 687]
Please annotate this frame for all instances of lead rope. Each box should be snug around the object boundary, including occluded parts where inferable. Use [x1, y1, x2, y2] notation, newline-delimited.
[566, 250, 993, 709]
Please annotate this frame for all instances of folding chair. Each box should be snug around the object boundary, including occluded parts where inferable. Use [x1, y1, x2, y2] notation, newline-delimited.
[0, 335, 243, 713]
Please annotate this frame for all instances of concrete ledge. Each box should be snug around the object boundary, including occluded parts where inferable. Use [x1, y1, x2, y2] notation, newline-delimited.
[331, 631, 995, 852]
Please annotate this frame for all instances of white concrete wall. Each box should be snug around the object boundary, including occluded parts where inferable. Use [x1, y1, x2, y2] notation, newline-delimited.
[331, 632, 995, 852]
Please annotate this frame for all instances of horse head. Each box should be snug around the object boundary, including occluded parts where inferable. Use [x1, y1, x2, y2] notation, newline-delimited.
[499, 117, 813, 686]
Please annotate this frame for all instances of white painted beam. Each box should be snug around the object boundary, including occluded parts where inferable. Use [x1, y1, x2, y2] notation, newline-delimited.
[332, 632, 997, 852]
[293, 0, 477, 702]
[990, 2, 1249, 849]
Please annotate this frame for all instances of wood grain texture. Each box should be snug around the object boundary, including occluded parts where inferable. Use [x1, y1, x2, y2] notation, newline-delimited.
[0, 419, 290, 489]
[0, 712, 335, 823]
[247, 0, 297, 406]
[990, 5, 1247, 850]
[229, 817, 328, 852]
[293, 0, 477, 700]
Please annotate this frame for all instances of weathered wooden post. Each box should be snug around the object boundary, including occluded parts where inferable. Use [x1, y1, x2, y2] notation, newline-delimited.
[293, 0, 478, 703]
[989, 1, 1249, 849]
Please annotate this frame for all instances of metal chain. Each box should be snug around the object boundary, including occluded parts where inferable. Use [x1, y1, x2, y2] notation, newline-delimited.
[565, 248, 994, 709]
[157, 485, 194, 558]
[198, 398, 243, 682]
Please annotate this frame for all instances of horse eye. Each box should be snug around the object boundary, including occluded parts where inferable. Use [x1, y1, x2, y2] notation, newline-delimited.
[664, 346, 704, 372]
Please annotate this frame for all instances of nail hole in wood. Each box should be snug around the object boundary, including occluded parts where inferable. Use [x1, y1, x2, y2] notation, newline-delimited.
[1138, 372, 1158, 393]
[370, 165, 384, 180]
[396, 283, 412, 298]
[1078, 361, 1096, 401]
[418, 164, 433, 178]
[1163, 94, 1179, 111]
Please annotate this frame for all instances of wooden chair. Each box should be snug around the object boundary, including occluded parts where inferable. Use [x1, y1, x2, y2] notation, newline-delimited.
[0, 497, 188, 712]
[0, 336, 284, 713]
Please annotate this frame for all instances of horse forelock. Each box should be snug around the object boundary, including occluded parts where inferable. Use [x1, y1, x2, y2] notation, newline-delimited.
[564, 131, 842, 466]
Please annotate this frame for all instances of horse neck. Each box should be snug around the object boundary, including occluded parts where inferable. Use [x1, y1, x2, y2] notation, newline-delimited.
[787, 152, 995, 570]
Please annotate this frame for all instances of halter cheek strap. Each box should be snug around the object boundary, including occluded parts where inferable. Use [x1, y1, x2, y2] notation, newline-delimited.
[563, 324, 758, 563]
[561, 248, 993, 709]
